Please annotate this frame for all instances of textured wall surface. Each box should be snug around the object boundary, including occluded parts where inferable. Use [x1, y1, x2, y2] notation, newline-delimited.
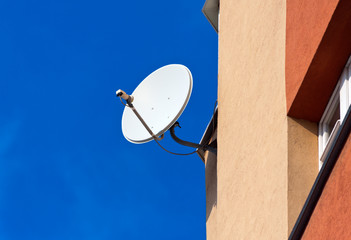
[288, 118, 318, 234]
[302, 132, 351, 239]
[217, 0, 288, 239]
[286, 0, 351, 122]
[286, 0, 338, 114]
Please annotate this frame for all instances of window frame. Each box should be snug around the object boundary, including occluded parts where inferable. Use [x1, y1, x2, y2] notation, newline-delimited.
[319, 56, 351, 169]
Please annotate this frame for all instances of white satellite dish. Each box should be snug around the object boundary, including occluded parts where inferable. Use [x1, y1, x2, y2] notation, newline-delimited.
[116, 64, 216, 155]
[120, 64, 192, 143]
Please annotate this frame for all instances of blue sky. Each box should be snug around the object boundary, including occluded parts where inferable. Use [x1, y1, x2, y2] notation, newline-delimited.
[0, 0, 217, 239]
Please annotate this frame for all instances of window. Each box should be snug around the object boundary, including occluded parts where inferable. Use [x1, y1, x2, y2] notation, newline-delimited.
[319, 56, 351, 168]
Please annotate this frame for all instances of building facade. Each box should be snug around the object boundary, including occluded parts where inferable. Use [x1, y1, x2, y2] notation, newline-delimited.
[201, 0, 351, 239]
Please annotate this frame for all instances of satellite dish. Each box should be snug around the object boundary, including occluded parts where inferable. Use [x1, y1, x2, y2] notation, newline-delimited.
[121, 64, 192, 143]
[116, 64, 216, 155]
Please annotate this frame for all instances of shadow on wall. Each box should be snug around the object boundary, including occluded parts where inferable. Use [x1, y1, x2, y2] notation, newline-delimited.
[293, 118, 318, 136]
[206, 147, 217, 221]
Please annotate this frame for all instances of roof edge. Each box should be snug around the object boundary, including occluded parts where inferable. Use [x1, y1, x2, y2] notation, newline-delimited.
[202, 0, 219, 33]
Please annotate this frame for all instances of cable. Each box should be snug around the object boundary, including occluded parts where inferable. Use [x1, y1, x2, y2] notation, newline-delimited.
[154, 138, 197, 156]
[119, 96, 129, 107]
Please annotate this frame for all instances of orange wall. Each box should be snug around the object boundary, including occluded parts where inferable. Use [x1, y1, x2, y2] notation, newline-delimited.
[286, 0, 337, 111]
[302, 132, 351, 239]
[286, 0, 351, 122]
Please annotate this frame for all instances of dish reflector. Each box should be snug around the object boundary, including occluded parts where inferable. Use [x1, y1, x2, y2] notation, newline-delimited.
[121, 64, 193, 143]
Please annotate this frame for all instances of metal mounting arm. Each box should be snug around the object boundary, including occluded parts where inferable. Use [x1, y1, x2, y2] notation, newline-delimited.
[116, 90, 164, 141]
[117, 89, 215, 155]
[170, 122, 217, 154]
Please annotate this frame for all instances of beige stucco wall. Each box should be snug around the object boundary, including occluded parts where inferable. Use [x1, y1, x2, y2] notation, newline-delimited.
[217, 0, 288, 239]
[212, 1, 320, 239]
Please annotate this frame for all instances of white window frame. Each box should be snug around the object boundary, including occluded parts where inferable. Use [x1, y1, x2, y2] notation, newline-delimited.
[319, 56, 351, 169]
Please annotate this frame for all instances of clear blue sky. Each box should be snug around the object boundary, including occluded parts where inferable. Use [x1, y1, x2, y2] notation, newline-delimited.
[0, 0, 217, 239]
